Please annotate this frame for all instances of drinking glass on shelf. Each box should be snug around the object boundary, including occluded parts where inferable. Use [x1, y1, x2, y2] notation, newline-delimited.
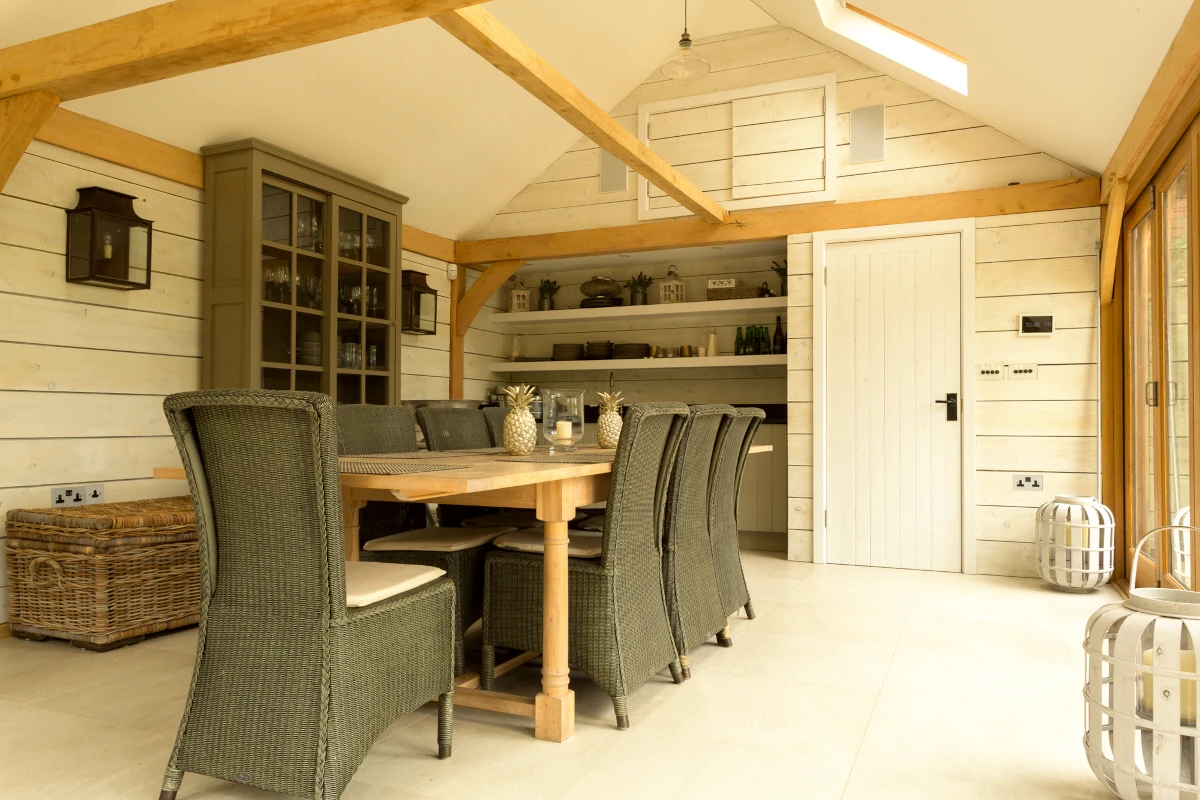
[367, 345, 378, 370]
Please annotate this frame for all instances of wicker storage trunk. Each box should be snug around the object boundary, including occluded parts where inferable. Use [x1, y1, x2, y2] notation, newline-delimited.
[4, 497, 200, 650]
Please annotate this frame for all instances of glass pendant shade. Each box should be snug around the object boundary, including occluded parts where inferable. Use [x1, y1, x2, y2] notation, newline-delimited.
[660, 32, 709, 80]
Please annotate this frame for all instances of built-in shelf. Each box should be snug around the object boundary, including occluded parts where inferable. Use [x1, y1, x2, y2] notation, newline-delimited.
[491, 354, 787, 373]
[491, 296, 788, 328]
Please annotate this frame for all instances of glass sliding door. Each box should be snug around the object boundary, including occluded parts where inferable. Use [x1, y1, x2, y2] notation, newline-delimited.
[1163, 165, 1192, 586]
[1128, 205, 1160, 578]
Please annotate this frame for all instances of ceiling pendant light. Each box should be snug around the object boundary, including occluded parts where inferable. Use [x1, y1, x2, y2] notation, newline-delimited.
[660, 0, 709, 81]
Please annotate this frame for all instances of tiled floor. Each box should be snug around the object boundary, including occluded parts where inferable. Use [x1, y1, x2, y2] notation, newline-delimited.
[0, 551, 1117, 799]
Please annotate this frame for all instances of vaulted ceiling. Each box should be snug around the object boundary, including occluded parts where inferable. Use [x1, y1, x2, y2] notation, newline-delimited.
[0, 0, 1190, 240]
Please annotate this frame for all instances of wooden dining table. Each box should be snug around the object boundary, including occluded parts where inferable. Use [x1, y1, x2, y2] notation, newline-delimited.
[155, 442, 771, 743]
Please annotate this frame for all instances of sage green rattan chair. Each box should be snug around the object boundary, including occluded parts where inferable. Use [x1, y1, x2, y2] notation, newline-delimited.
[479, 402, 689, 729]
[663, 404, 736, 676]
[708, 407, 765, 630]
[416, 406, 492, 451]
[482, 405, 508, 447]
[158, 390, 456, 800]
[336, 404, 425, 543]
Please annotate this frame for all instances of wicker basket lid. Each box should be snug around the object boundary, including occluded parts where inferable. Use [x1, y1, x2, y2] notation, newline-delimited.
[5, 496, 197, 549]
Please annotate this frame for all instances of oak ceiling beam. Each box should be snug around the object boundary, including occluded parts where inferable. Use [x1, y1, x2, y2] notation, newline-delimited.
[1100, 178, 1129, 305]
[401, 224, 457, 263]
[0, 91, 60, 192]
[454, 177, 1100, 264]
[431, 6, 728, 224]
[0, 0, 490, 102]
[1101, 1, 1200, 206]
[455, 259, 525, 337]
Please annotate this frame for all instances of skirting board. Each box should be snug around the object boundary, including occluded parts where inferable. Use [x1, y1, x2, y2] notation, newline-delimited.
[739, 530, 787, 553]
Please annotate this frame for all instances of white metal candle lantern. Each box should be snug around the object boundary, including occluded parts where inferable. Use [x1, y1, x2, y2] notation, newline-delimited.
[659, 264, 686, 304]
[509, 275, 531, 313]
[1035, 495, 1116, 591]
[1084, 527, 1200, 800]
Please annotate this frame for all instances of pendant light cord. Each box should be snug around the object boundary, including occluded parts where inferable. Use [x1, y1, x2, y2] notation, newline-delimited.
[683, 0, 689, 35]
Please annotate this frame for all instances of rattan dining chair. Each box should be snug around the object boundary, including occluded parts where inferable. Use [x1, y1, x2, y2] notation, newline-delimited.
[479, 402, 689, 729]
[482, 405, 508, 447]
[158, 390, 457, 800]
[663, 404, 736, 677]
[416, 406, 492, 451]
[336, 404, 426, 542]
[708, 407, 765, 634]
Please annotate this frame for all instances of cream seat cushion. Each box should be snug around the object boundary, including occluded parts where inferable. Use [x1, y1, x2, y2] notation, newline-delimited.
[493, 528, 603, 559]
[344, 561, 445, 608]
[363, 526, 516, 553]
[575, 513, 606, 533]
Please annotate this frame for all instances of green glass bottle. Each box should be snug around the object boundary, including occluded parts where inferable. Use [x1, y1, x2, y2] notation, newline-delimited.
[735, 327, 744, 356]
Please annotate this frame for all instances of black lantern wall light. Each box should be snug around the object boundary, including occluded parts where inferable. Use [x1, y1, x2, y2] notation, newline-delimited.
[66, 187, 153, 290]
[400, 269, 438, 334]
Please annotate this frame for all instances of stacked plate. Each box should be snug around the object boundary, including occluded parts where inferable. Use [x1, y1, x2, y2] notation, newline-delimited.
[297, 331, 322, 366]
[580, 297, 624, 309]
[552, 343, 585, 361]
[613, 343, 650, 359]
[585, 341, 614, 360]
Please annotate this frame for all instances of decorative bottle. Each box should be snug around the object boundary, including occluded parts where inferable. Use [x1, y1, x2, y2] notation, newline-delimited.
[773, 316, 785, 354]
[735, 327, 744, 356]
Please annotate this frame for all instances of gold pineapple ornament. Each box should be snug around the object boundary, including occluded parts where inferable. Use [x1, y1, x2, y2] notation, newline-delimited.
[501, 384, 538, 455]
[596, 391, 623, 449]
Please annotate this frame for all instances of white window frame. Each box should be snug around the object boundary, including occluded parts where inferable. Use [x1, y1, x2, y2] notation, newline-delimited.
[636, 74, 838, 221]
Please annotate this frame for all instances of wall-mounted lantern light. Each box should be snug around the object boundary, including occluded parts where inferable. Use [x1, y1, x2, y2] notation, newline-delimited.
[66, 187, 153, 290]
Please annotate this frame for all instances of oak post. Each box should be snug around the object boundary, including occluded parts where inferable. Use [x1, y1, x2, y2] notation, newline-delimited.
[534, 478, 577, 742]
[342, 492, 368, 562]
[449, 270, 465, 399]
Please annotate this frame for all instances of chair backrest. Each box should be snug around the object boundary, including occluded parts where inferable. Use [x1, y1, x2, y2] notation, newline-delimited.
[416, 406, 492, 450]
[709, 406, 765, 533]
[600, 401, 689, 573]
[335, 403, 418, 455]
[482, 406, 508, 447]
[664, 405, 737, 551]
[163, 390, 346, 627]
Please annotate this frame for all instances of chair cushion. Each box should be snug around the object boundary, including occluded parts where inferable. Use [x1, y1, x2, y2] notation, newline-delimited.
[493, 528, 603, 559]
[575, 513, 605, 533]
[345, 561, 445, 607]
[463, 510, 587, 527]
[363, 526, 517, 553]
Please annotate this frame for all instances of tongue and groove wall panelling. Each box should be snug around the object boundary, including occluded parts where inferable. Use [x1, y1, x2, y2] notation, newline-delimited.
[786, 234, 815, 561]
[0, 141, 206, 626]
[471, 25, 1088, 240]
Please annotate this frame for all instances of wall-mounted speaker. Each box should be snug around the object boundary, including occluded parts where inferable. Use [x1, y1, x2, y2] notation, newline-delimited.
[849, 104, 886, 164]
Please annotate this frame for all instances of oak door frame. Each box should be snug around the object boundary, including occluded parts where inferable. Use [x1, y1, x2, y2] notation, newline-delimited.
[806, 218, 977, 573]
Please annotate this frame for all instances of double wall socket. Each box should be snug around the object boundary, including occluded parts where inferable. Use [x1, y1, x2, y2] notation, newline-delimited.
[50, 484, 105, 508]
[1013, 474, 1044, 491]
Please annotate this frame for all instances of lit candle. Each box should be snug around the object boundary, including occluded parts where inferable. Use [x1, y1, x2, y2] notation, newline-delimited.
[102, 232, 113, 260]
[555, 420, 572, 442]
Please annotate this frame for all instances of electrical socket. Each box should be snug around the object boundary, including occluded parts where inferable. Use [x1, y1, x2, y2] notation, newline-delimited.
[50, 486, 88, 508]
[1007, 363, 1038, 380]
[1013, 474, 1044, 491]
[83, 484, 105, 505]
[976, 363, 1004, 380]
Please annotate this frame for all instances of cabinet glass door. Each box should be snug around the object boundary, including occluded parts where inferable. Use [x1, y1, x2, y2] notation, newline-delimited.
[332, 197, 394, 405]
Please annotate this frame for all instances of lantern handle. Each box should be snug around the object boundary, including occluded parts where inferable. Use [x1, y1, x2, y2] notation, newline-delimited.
[1131, 525, 1200, 590]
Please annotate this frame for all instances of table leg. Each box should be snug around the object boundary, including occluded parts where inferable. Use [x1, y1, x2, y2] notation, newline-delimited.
[343, 492, 367, 562]
[534, 479, 575, 742]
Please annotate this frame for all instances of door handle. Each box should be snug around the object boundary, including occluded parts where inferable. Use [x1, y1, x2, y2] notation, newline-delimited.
[934, 392, 959, 422]
[1147, 381, 1159, 407]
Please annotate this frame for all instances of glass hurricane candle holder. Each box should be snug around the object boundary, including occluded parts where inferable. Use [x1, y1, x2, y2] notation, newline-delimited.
[542, 389, 585, 452]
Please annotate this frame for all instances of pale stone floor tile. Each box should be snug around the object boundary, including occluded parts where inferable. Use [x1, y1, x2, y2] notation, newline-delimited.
[0, 554, 1127, 800]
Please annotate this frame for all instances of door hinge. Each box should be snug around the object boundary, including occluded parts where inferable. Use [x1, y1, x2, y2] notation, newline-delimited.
[824, 510, 828, 526]
[822, 94, 826, 115]
[824, 267, 828, 285]
[821, 158, 826, 178]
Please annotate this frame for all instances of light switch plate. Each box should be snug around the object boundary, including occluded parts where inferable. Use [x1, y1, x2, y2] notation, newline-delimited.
[1007, 363, 1038, 380]
[976, 363, 1004, 380]
[1013, 474, 1044, 491]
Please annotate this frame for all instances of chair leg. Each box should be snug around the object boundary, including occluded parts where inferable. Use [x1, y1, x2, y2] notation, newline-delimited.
[159, 767, 183, 799]
[612, 695, 630, 730]
[744, 601, 756, 620]
[480, 644, 495, 691]
[437, 691, 454, 759]
[669, 659, 684, 684]
[717, 625, 733, 648]
[679, 653, 691, 680]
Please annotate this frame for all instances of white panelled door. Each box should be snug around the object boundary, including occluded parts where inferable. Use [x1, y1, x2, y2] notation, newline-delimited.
[825, 233, 962, 571]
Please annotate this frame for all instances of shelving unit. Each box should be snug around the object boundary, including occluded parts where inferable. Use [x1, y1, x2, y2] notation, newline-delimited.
[491, 296, 787, 328]
[491, 354, 786, 373]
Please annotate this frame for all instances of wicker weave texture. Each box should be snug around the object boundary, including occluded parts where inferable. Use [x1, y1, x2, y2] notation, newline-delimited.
[161, 390, 455, 800]
[417, 407, 492, 451]
[5, 537, 200, 645]
[6, 495, 195, 549]
[708, 408, 764, 617]
[664, 405, 735, 658]
[335, 404, 418, 456]
[482, 406, 508, 447]
[480, 402, 688, 716]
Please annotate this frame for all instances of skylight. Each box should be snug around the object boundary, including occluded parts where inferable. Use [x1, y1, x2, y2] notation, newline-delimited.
[813, 0, 967, 95]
